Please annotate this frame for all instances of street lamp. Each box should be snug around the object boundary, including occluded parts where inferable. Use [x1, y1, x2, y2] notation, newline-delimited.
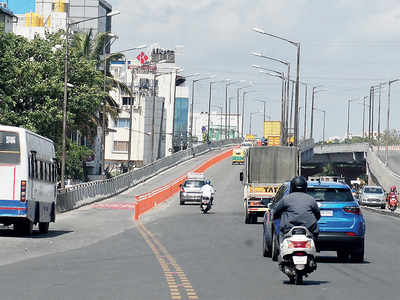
[225, 80, 245, 139]
[314, 108, 326, 146]
[253, 27, 301, 146]
[236, 84, 252, 139]
[207, 79, 225, 142]
[309, 86, 326, 139]
[212, 105, 224, 141]
[190, 75, 215, 148]
[242, 90, 256, 138]
[249, 111, 262, 135]
[386, 79, 400, 164]
[346, 97, 358, 139]
[61, 10, 120, 188]
[251, 52, 290, 141]
[257, 70, 287, 145]
[255, 99, 267, 123]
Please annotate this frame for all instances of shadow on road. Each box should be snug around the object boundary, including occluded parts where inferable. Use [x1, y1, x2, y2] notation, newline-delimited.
[0, 228, 73, 239]
[317, 255, 370, 264]
[283, 280, 330, 286]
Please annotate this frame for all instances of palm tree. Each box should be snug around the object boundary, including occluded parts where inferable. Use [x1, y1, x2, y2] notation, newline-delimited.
[72, 29, 133, 123]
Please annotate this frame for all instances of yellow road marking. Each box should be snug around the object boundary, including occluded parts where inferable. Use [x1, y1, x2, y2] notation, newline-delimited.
[135, 221, 199, 299]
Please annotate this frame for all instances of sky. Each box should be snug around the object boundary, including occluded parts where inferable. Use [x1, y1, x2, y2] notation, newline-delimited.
[7, 0, 35, 13]
[7, 0, 400, 141]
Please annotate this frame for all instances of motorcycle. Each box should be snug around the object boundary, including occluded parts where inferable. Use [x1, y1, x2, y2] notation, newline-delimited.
[279, 226, 317, 285]
[200, 196, 212, 213]
[388, 194, 398, 212]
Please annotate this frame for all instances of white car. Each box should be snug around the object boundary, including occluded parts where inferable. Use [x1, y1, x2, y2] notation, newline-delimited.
[359, 186, 386, 209]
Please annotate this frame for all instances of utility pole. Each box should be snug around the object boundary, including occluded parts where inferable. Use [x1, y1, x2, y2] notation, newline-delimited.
[362, 96, 366, 138]
[347, 98, 351, 139]
[303, 83, 308, 140]
[310, 87, 316, 139]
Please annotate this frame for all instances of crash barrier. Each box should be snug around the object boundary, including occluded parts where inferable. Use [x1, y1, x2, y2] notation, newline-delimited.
[134, 149, 233, 220]
[56, 139, 242, 213]
[366, 147, 400, 192]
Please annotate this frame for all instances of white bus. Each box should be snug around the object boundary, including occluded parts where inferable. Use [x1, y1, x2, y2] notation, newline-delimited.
[0, 125, 57, 235]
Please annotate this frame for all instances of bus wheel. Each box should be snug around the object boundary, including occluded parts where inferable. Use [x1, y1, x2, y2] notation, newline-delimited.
[39, 222, 49, 234]
[14, 220, 33, 236]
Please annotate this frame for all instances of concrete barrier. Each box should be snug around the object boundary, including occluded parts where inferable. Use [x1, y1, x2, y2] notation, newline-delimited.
[134, 149, 233, 220]
[57, 139, 242, 213]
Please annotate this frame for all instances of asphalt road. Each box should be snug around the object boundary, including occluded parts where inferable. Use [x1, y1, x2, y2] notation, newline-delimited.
[1, 151, 400, 300]
[377, 150, 400, 175]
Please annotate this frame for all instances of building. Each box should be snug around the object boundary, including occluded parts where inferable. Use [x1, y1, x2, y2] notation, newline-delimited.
[192, 112, 242, 143]
[13, 0, 112, 40]
[105, 49, 189, 169]
[0, 2, 17, 33]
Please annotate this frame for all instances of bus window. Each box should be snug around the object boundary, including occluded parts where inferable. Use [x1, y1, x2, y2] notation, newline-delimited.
[0, 131, 20, 164]
[40, 161, 44, 180]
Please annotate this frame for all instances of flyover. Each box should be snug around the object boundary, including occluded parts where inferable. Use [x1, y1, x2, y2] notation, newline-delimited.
[303, 142, 400, 191]
[1, 146, 399, 300]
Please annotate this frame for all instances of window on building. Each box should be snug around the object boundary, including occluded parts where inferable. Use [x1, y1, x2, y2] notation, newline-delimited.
[115, 118, 130, 128]
[113, 141, 128, 152]
[122, 97, 134, 106]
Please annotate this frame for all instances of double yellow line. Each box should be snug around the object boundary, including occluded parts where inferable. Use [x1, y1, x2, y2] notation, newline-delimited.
[136, 221, 199, 300]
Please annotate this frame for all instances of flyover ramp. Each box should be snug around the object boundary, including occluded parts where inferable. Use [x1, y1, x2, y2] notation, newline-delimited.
[1, 149, 400, 299]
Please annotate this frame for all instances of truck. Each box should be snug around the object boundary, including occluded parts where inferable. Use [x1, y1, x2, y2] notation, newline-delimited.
[239, 146, 299, 224]
[264, 121, 281, 146]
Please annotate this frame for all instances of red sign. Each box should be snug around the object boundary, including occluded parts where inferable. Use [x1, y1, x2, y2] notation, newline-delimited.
[137, 52, 149, 65]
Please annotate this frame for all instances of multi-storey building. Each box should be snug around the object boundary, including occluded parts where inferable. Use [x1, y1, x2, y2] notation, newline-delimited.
[0, 2, 17, 33]
[13, 0, 112, 39]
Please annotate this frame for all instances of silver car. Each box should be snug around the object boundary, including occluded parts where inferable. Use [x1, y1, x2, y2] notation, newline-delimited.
[359, 186, 386, 209]
[179, 175, 205, 205]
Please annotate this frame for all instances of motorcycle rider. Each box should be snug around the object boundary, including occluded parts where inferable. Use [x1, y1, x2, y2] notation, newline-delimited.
[273, 176, 321, 244]
[201, 180, 215, 205]
[387, 185, 397, 207]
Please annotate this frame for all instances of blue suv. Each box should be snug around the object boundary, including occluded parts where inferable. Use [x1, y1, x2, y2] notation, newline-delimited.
[262, 181, 366, 262]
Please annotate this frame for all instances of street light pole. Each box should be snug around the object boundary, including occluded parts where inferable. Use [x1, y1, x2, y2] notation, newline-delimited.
[207, 80, 225, 142]
[252, 28, 300, 145]
[61, 10, 120, 188]
[309, 86, 325, 139]
[386, 79, 400, 164]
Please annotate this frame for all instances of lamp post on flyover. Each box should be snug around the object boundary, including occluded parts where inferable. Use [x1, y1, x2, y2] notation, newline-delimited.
[253, 27, 301, 146]
[346, 98, 358, 140]
[242, 90, 256, 139]
[212, 105, 223, 141]
[207, 79, 226, 143]
[189, 75, 214, 149]
[236, 84, 253, 138]
[225, 80, 244, 139]
[255, 100, 267, 123]
[309, 86, 326, 140]
[251, 52, 290, 141]
[249, 111, 263, 135]
[314, 108, 326, 146]
[386, 79, 400, 165]
[61, 10, 120, 188]
[257, 70, 287, 145]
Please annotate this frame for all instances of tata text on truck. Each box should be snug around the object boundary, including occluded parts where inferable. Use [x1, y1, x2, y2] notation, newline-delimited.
[0, 125, 57, 235]
[240, 146, 299, 224]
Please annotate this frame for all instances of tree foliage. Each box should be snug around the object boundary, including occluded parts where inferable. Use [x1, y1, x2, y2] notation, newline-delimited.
[0, 30, 112, 180]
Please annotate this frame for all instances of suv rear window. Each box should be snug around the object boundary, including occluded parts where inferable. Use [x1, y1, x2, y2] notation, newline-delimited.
[307, 187, 353, 202]
[184, 180, 205, 188]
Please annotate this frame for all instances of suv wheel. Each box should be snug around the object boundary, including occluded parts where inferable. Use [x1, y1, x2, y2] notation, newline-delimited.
[350, 239, 365, 263]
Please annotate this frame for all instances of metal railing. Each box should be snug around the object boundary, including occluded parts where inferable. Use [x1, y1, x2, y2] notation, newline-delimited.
[56, 138, 242, 212]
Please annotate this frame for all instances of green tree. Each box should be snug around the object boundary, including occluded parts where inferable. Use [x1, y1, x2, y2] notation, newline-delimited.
[0, 30, 107, 180]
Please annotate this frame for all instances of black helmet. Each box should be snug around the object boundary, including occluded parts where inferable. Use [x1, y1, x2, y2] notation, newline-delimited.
[290, 176, 307, 193]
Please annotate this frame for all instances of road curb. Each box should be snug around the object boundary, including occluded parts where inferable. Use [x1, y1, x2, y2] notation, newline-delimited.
[362, 206, 400, 218]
